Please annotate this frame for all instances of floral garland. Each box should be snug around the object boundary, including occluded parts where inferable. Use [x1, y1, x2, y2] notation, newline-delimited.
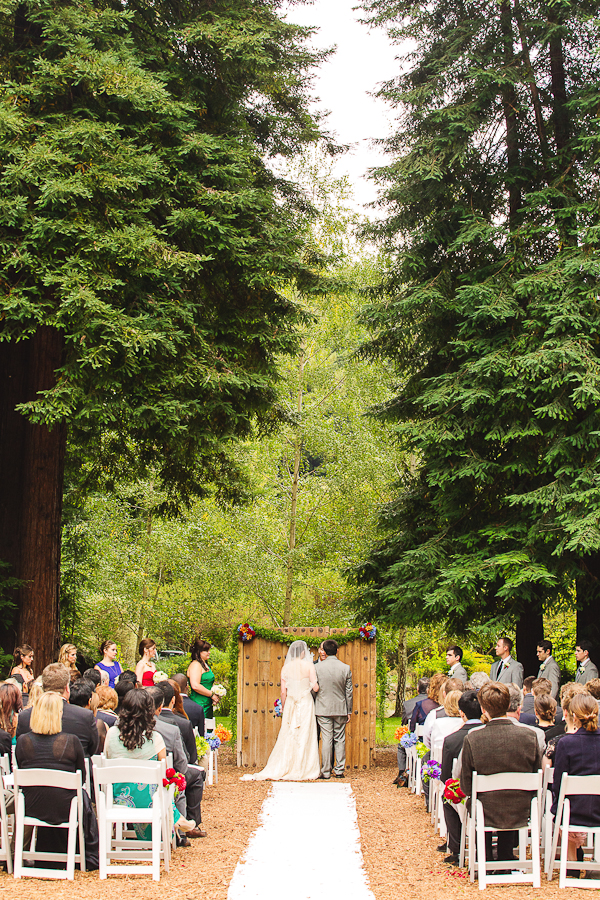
[273, 698, 282, 718]
[237, 623, 256, 642]
[229, 624, 382, 744]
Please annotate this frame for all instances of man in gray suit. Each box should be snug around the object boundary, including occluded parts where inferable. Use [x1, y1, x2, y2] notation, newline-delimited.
[490, 636, 524, 688]
[575, 640, 599, 684]
[313, 639, 353, 779]
[446, 645, 468, 684]
[536, 640, 561, 699]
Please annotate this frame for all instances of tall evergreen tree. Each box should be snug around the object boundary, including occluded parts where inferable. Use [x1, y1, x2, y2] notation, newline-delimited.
[355, 0, 600, 671]
[0, 0, 328, 666]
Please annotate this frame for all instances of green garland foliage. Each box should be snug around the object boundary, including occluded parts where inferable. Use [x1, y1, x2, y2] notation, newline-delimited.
[229, 625, 383, 743]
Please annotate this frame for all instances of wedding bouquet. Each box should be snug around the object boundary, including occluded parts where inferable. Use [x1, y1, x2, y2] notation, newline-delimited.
[163, 767, 186, 797]
[394, 724, 409, 741]
[153, 671, 169, 684]
[421, 760, 441, 784]
[237, 623, 256, 642]
[359, 622, 377, 641]
[195, 735, 209, 758]
[443, 778, 466, 805]
[215, 724, 232, 743]
[207, 735, 221, 751]
[416, 741, 428, 759]
[212, 684, 227, 699]
[273, 698, 282, 717]
[400, 731, 417, 749]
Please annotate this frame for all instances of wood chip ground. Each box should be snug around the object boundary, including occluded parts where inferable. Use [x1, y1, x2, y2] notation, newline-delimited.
[0, 746, 582, 898]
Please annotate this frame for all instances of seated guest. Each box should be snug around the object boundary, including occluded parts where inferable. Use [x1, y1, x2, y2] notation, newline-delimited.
[159, 681, 197, 763]
[585, 678, 600, 702]
[534, 694, 564, 743]
[94, 640, 123, 689]
[146, 686, 206, 839]
[0, 682, 23, 739]
[82, 668, 102, 689]
[104, 689, 195, 841]
[26, 679, 44, 709]
[460, 682, 542, 870]
[520, 677, 563, 725]
[441, 691, 482, 865]
[520, 676, 536, 718]
[552, 693, 600, 867]
[171, 673, 205, 733]
[16, 663, 99, 757]
[429, 690, 464, 751]
[468, 671, 490, 691]
[119, 669, 139, 686]
[95, 686, 119, 726]
[545, 683, 588, 766]
[115, 680, 135, 714]
[394, 677, 430, 785]
[15, 691, 98, 869]
[424, 678, 465, 748]
[10, 644, 35, 694]
[58, 643, 81, 682]
[506, 684, 545, 755]
[70, 679, 108, 751]
[0, 723, 11, 758]
[410, 673, 446, 731]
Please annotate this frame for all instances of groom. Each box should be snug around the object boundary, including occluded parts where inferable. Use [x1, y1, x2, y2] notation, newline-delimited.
[314, 639, 353, 779]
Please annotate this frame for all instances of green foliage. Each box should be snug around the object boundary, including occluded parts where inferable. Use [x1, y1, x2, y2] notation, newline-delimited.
[354, 0, 600, 634]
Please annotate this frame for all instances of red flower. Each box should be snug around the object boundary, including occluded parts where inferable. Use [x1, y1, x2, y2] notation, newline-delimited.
[162, 778, 168, 787]
[165, 767, 176, 779]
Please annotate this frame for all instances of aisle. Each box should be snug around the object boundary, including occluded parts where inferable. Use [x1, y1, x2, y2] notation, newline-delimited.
[227, 781, 375, 900]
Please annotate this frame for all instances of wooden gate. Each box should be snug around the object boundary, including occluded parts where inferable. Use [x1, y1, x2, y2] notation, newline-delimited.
[236, 626, 376, 771]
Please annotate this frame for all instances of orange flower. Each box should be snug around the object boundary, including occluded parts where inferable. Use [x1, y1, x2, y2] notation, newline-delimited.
[215, 724, 232, 743]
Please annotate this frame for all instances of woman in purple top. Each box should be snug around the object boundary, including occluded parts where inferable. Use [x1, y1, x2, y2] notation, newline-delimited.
[95, 640, 123, 688]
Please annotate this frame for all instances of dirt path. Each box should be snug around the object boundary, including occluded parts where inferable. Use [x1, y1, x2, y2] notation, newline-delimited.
[0, 747, 579, 898]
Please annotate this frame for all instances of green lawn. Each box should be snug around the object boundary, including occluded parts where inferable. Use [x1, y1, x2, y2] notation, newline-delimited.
[376, 716, 402, 745]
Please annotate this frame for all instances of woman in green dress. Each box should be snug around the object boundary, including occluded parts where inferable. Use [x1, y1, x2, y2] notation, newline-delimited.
[187, 638, 217, 727]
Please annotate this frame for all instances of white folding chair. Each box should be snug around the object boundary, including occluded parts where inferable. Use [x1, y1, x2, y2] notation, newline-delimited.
[0, 754, 10, 777]
[408, 725, 425, 795]
[205, 717, 216, 735]
[469, 769, 543, 889]
[94, 763, 171, 881]
[429, 738, 445, 835]
[547, 773, 600, 887]
[13, 768, 86, 880]
[541, 766, 554, 871]
[0, 771, 13, 874]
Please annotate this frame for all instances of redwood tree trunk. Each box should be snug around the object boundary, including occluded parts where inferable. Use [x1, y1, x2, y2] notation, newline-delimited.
[515, 603, 544, 678]
[0, 327, 66, 672]
[577, 552, 600, 668]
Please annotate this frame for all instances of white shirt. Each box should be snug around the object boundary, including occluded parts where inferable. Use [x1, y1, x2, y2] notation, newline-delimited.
[429, 716, 463, 759]
[423, 706, 443, 748]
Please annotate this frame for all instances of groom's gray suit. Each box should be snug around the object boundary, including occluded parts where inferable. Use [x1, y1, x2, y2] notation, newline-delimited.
[314, 654, 353, 778]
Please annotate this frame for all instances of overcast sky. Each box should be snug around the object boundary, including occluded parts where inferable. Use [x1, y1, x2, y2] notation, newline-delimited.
[283, 0, 402, 213]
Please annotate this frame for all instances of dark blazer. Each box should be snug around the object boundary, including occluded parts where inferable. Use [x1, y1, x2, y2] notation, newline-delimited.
[182, 695, 205, 733]
[552, 728, 600, 826]
[0, 728, 11, 760]
[160, 708, 197, 764]
[460, 717, 542, 829]
[402, 692, 427, 726]
[410, 697, 437, 731]
[441, 721, 481, 783]
[16, 698, 99, 757]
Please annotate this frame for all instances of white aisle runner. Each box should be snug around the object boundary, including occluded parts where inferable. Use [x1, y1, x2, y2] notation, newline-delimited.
[228, 782, 375, 900]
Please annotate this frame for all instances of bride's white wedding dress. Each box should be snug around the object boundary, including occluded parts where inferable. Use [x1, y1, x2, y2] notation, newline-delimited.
[241, 644, 320, 781]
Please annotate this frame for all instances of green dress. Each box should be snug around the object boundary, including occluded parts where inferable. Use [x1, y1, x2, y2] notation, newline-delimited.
[190, 665, 215, 724]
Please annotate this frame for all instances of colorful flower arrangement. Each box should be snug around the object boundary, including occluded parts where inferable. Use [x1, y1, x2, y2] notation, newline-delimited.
[212, 684, 227, 699]
[153, 670, 169, 684]
[421, 760, 441, 784]
[207, 735, 221, 751]
[273, 698, 282, 718]
[195, 735, 209, 758]
[359, 622, 377, 641]
[163, 767, 186, 796]
[443, 778, 467, 805]
[416, 741, 428, 759]
[394, 724, 409, 742]
[214, 724, 232, 743]
[237, 623, 256, 642]
[400, 731, 417, 749]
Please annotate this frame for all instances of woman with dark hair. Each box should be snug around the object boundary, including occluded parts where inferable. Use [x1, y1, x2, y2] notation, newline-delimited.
[104, 689, 194, 837]
[187, 639, 217, 723]
[10, 644, 34, 693]
[135, 638, 157, 687]
[0, 682, 22, 739]
[168, 679, 189, 720]
[95, 640, 123, 689]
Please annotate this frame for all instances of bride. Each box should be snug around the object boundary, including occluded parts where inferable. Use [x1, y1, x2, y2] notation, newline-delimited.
[241, 640, 320, 781]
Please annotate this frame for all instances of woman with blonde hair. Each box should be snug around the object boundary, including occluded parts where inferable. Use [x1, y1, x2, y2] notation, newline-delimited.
[26, 678, 44, 709]
[551, 692, 600, 867]
[57, 643, 81, 682]
[96, 685, 119, 726]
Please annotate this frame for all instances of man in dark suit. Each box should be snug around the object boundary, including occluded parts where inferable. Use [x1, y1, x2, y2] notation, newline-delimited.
[146, 686, 206, 840]
[461, 682, 542, 869]
[171, 673, 205, 733]
[159, 681, 197, 763]
[16, 663, 99, 756]
[441, 691, 482, 865]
